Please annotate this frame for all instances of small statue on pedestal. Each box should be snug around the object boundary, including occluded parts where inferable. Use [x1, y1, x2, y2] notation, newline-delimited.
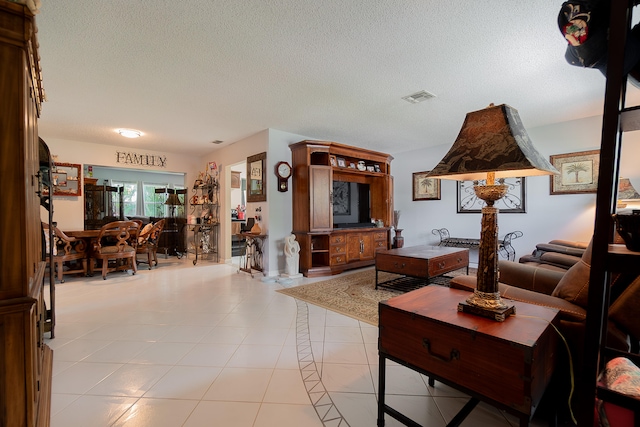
[283, 234, 302, 278]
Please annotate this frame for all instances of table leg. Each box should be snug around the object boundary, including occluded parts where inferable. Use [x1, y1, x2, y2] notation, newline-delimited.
[378, 354, 386, 427]
[446, 398, 479, 427]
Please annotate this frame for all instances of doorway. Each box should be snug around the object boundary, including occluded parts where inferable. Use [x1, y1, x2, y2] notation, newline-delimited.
[230, 162, 247, 263]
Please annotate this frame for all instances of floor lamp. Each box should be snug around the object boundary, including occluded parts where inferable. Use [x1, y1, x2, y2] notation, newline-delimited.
[428, 103, 558, 321]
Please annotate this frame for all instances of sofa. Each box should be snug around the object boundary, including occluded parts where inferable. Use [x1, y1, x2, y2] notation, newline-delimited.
[450, 239, 640, 417]
[518, 239, 588, 272]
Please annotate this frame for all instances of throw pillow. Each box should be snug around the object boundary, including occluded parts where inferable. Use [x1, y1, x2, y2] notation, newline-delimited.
[551, 239, 593, 308]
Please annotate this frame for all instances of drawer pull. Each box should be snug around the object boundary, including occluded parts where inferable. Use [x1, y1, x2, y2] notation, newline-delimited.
[393, 262, 406, 269]
[438, 261, 446, 269]
[422, 339, 459, 362]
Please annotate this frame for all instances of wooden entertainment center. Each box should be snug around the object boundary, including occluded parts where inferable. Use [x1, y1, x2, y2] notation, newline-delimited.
[290, 140, 394, 277]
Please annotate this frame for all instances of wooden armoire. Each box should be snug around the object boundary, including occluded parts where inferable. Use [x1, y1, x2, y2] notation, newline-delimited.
[0, 2, 53, 426]
[290, 140, 394, 277]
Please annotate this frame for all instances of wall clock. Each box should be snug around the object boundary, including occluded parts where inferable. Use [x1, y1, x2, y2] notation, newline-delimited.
[275, 161, 292, 192]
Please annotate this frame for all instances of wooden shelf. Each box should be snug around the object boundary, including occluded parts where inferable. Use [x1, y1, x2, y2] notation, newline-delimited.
[606, 244, 640, 273]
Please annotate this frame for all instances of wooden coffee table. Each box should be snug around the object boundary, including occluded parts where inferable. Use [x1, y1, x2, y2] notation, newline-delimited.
[375, 245, 469, 290]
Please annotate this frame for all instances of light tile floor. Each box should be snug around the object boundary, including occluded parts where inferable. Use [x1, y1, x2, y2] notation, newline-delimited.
[45, 256, 561, 427]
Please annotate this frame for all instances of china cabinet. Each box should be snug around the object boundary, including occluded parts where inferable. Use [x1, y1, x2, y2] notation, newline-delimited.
[0, 2, 52, 425]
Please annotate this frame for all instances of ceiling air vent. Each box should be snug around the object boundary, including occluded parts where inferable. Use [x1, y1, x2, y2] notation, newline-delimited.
[210, 140, 224, 144]
[402, 90, 436, 104]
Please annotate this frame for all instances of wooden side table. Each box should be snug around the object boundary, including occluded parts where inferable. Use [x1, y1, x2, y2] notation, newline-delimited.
[237, 233, 267, 277]
[378, 285, 559, 427]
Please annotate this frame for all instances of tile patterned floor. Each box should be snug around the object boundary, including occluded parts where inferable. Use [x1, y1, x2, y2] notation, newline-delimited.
[45, 257, 559, 426]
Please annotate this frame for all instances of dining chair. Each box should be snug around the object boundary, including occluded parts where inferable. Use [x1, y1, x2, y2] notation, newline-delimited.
[136, 219, 165, 269]
[42, 222, 88, 283]
[91, 220, 141, 280]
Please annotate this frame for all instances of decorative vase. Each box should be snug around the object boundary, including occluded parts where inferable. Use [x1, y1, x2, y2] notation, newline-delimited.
[393, 229, 404, 249]
[250, 221, 262, 235]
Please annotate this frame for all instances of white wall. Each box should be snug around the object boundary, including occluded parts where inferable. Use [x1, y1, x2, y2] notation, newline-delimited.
[390, 115, 640, 265]
[41, 138, 199, 230]
[204, 128, 310, 276]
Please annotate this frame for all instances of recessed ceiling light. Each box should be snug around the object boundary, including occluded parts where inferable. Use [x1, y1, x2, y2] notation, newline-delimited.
[116, 128, 143, 138]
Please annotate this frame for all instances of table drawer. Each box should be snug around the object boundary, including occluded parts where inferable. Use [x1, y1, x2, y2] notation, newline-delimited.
[376, 254, 428, 276]
[427, 252, 468, 276]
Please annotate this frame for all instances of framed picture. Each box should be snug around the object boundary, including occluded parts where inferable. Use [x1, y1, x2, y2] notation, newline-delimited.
[52, 162, 82, 196]
[412, 171, 441, 201]
[247, 152, 266, 202]
[332, 181, 350, 215]
[330, 155, 337, 167]
[231, 171, 241, 189]
[366, 166, 375, 172]
[337, 157, 346, 168]
[550, 150, 600, 194]
[457, 177, 526, 213]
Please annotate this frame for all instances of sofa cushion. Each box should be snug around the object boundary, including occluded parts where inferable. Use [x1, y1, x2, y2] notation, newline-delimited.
[551, 240, 593, 308]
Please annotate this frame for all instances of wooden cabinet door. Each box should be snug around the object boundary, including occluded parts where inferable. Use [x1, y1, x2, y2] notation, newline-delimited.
[346, 232, 374, 262]
[346, 234, 362, 262]
[360, 232, 374, 260]
[309, 166, 332, 231]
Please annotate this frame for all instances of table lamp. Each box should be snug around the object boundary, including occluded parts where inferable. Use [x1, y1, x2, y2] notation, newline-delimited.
[428, 103, 558, 321]
[617, 178, 640, 208]
[165, 193, 183, 218]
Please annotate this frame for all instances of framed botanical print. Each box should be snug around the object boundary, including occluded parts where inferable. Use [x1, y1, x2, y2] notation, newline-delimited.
[247, 152, 266, 202]
[550, 150, 600, 194]
[412, 171, 441, 201]
[457, 177, 526, 213]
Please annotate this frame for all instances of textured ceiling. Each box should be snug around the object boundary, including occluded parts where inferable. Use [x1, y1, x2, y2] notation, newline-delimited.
[34, 1, 640, 156]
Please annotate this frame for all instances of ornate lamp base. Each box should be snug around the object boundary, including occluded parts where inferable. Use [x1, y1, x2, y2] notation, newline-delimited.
[458, 290, 515, 322]
[459, 176, 516, 322]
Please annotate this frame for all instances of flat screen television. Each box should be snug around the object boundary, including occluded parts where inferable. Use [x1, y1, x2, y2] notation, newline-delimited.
[332, 181, 372, 228]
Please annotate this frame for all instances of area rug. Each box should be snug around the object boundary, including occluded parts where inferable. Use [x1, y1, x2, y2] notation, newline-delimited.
[277, 267, 474, 325]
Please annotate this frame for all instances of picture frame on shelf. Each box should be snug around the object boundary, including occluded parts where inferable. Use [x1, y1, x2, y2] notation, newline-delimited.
[247, 152, 267, 202]
[330, 155, 337, 167]
[337, 157, 346, 168]
[550, 149, 600, 195]
[366, 166, 375, 172]
[457, 177, 526, 213]
[412, 171, 440, 201]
